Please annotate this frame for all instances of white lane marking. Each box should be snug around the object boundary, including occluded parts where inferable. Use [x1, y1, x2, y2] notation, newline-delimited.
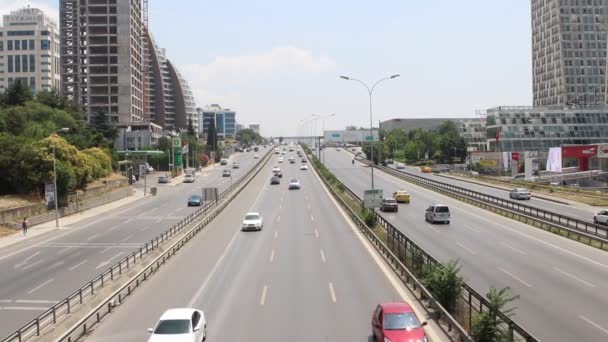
[154, 218, 163, 223]
[279, 204, 282, 209]
[96, 252, 124, 270]
[554, 267, 596, 288]
[328, 282, 337, 303]
[320, 249, 326, 263]
[269, 250, 275, 263]
[49, 261, 65, 269]
[86, 233, 100, 241]
[308, 203, 311, 210]
[579, 315, 608, 336]
[310, 215, 315, 222]
[124, 218, 134, 224]
[21, 251, 40, 264]
[500, 242, 527, 256]
[15, 299, 59, 304]
[260, 285, 268, 306]
[27, 278, 54, 294]
[21, 260, 44, 271]
[456, 242, 477, 255]
[277, 216, 281, 223]
[100, 246, 113, 254]
[120, 234, 134, 243]
[56, 246, 73, 255]
[0, 306, 49, 311]
[314, 229, 319, 238]
[274, 231, 278, 239]
[498, 267, 532, 288]
[68, 260, 88, 271]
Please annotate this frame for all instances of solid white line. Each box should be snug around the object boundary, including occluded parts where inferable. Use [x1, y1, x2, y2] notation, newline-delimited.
[0, 306, 49, 311]
[456, 242, 477, 255]
[260, 285, 268, 306]
[21, 260, 43, 271]
[120, 234, 134, 243]
[579, 315, 608, 336]
[86, 233, 99, 241]
[314, 229, 319, 238]
[269, 250, 275, 263]
[27, 278, 54, 294]
[554, 267, 596, 288]
[498, 267, 532, 288]
[500, 242, 527, 256]
[15, 299, 58, 304]
[56, 246, 73, 255]
[274, 231, 278, 239]
[320, 249, 326, 263]
[68, 259, 88, 271]
[328, 282, 337, 303]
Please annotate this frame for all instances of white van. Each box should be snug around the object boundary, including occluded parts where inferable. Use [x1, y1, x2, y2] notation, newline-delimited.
[425, 204, 450, 224]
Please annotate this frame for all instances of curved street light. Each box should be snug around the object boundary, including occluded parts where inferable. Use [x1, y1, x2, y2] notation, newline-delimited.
[340, 75, 399, 189]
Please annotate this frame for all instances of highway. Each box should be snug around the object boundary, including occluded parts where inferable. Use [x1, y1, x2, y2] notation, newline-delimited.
[0, 147, 268, 337]
[384, 162, 598, 221]
[324, 147, 608, 342]
[86, 152, 444, 342]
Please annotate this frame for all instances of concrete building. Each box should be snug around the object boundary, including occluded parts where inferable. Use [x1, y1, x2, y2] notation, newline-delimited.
[486, 106, 608, 152]
[457, 118, 487, 152]
[380, 118, 469, 133]
[115, 121, 163, 151]
[0, 7, 61, 92]
[235, 122, 244, 132]
[249, 123, 260, 135]
[143, 31, 197, 132]
[200, 104, 236, 139]
[60, 0, 144, 124]
[531, 0, 608, 106]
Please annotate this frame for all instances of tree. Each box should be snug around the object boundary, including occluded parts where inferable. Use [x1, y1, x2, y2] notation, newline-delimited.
[187, 118, 196, 137]
[4, 79, 33, 106]
[471, 287, 519, 342]
[421, 259, 463, 314]
[35, 88, 80, 112]
[383, 129, 408, 158]
[362, 141, 385, 165]
[279, 136, 284, 144]
[206, 118, 217, 151]
[236, 128, 263, 146]
[90, 110, 117, 141]
[156, 136, 172, 152]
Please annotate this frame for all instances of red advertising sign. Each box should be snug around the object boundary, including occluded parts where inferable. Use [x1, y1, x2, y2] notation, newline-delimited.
[561, 145, 597, 158]
[511, 152, 520, 161]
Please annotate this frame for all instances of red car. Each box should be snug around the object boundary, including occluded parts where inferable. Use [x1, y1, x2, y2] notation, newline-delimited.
[371, 302, 427, 342]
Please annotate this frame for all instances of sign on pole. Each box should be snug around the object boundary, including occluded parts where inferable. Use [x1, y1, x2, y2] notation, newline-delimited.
[363, 189, 383, 209]
[202, 187, 219, 203]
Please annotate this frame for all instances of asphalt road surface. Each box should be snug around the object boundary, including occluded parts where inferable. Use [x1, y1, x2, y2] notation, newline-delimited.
[0, 148, 268, 337]
[324, 147, 608, 342]
[86, 152, 446, 342]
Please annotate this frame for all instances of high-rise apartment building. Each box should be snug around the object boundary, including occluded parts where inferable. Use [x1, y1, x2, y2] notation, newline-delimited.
[0, 7, 61, 93]
[60, 0, 144, 124]
[531, 0, 608, 106]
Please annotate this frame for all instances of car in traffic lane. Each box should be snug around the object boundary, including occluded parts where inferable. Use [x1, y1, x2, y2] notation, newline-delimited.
[300, 164, 308, 170]
[371, 302, 427, 342]
[288, 179, 301, 190]
[242, 212, 263, 231]
[222, 169, 231, 177]
[379, 198, 398, 212]
[270, 176, 280, 185]
[392, 190, 410, 203]
[594, 209, 608, 224]
[187, 195, 203, 206]
[158, 174, 169, 183]
[509, 188, 531, 200]
[183, 173, 195, 183]
[425, 204, 450, 224]
[147, 308, 206, 342]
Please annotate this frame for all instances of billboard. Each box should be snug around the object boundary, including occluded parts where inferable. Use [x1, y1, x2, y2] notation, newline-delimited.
[561, 145, 597, 158]
[596, 143, 608, 158]
[324, 130, 379, 143]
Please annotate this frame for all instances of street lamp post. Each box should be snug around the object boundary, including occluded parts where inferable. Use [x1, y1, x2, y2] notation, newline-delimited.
[52, 128, 70, 228]
[313, 113, 336, 163]
[340, 74, 399, 189]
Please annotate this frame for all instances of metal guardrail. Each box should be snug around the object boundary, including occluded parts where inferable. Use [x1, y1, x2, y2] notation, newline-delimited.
[307, 148, 538, 341]
[351, 152, 608, 248]
[1, 148, 274, 342]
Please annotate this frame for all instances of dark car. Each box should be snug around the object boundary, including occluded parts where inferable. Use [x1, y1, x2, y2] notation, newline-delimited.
[187, 195, 203, 206]
[222, 169, 231, 177]
[273, 170, 283, 178]
[379, 198, 398, 212]
[372, 302, 427, 342]
[301, 158, 308, 163]
[158, 175, 169, 184]
[270, 176, 280, 185]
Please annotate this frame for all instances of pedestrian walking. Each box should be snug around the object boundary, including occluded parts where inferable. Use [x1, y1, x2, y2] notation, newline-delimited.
[22, 217, 29, 236]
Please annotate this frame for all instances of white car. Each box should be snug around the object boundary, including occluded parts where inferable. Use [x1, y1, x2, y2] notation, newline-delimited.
[183, 174, 195, 183]
[147, 308, 206, 342]
[254, 154, 259, 159]
[594, 209, 608, 224]
[289, 179, 301, 190]
[272, 166, 281, 173]
[300, 164, 308, 170]
[242, 212, 264, 231]
[278, 157, 284, 163]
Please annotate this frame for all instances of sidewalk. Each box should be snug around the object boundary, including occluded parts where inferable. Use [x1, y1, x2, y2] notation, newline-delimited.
[0, 186, 149, 250]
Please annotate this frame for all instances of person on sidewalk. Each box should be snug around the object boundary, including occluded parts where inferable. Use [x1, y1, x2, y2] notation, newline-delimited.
[22, 217, 29, 236]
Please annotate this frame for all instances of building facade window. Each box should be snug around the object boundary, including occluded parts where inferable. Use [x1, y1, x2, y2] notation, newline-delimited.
[15, 40, 20, 50]
[22, 55, 28, 73]
[7, 56, 13, 73]
[29, 55, 35, 72]
[7, 40, 12, 50]
[14, 56, 20, 72]
[21, 40, 27, 50]
[40, 40, 50, 50]
[29, 77, 35, 92]
[28, 40, 34, 50]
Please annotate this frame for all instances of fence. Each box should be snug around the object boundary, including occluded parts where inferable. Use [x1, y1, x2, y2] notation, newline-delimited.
[306, 148, 538, 341]
[1, 148, 274, 342]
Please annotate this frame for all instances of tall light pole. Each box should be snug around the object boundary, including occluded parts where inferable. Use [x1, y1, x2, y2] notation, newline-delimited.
[340, 74, 399, 190]
[313, 113, 336, 163]
[52, 127, 70, 228]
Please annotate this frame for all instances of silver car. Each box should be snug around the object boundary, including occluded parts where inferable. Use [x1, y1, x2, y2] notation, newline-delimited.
[509, 188, 531, 200]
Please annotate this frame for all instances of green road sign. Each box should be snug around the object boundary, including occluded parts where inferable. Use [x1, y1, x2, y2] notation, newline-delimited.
[173, 146, 183, 168]
[364, 135, 373, 141]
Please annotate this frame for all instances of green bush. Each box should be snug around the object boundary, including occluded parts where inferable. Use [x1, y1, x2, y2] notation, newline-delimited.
[471, 287, 519, 342]
[361, 208, 377, 227]
[421, 259, 463, 314]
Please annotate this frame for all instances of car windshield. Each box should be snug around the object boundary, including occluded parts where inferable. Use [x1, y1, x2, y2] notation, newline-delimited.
[245, 214, 260, 220]
[189, 196, 201, 201]
[153, 319, 190, 334]
[383, 313, 422, 330]
[385, 199, 397, 204]
[436, 206, 449, 213]
[290, 179, 298, 183]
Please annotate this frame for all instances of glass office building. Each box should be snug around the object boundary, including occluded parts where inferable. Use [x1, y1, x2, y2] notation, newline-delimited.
[199, 104, 236, 139]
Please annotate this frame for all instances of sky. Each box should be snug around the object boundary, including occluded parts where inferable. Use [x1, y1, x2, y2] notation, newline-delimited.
[1, 0, 533, 137]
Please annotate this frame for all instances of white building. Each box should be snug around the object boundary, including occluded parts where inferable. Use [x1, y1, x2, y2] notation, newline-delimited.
[0, 7, 61, 92]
